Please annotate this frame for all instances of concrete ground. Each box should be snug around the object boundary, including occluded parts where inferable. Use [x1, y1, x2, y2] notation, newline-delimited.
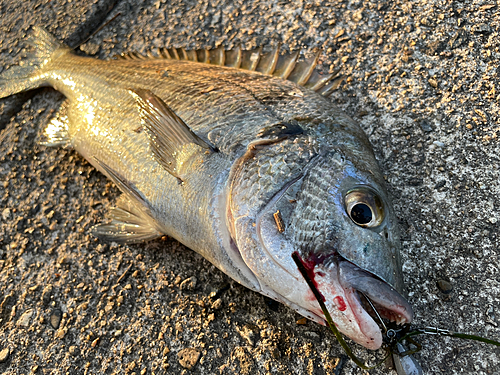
[0, 0, 499, 374]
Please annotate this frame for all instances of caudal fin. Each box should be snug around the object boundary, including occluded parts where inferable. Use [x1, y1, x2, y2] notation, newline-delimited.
[0, 27, 70, 98]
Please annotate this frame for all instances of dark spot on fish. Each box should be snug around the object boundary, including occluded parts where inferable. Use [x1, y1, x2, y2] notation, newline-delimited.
[362, 244, 370, 254]
[257, 122, 304, 140]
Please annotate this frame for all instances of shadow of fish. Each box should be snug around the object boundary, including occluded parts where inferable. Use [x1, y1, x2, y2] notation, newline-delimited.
[0, 27, 413, 350]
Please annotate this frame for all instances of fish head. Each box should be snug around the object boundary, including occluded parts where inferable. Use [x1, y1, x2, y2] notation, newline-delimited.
[229, 139, 413, 350]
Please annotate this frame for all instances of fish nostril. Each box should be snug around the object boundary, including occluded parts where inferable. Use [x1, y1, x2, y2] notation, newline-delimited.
[379, 228, 389, 240]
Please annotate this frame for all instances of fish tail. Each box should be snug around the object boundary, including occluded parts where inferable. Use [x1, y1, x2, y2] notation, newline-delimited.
[0, 26, 71, 98]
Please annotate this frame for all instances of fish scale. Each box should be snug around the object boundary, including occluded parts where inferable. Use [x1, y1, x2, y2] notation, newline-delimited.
[0, 26, 414, 352]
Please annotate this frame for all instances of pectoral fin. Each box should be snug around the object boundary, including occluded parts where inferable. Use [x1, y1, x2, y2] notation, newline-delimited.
[129, 88, 215, 180]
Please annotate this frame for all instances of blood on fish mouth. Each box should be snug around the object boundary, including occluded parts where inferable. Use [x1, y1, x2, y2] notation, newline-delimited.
[303, 252, 414, 338]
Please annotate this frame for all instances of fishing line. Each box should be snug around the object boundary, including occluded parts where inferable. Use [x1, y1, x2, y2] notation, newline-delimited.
[396, 326, 500, 356]
[291, 252, 500, 370]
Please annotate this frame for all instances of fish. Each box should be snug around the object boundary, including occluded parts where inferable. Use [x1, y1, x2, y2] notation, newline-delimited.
[0, 27, 413, 350]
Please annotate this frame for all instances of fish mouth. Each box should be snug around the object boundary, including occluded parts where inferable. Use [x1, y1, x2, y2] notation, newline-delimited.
[339, 259, 413, 324]
[339, 257, 413, 348]
[311, 255, 414, 349]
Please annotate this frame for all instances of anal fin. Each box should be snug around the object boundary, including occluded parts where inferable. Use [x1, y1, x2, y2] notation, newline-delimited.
[92, 195, 162, 244]
[129, 88, 215, 181]
[40, 99, 71, 147]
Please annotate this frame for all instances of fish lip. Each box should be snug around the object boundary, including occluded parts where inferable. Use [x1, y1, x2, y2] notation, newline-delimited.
[309, 253, 413, 349]
[336, 256, 414, 329]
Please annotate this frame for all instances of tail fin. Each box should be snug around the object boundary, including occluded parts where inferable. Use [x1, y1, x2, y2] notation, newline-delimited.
[0, 27, 71, 98]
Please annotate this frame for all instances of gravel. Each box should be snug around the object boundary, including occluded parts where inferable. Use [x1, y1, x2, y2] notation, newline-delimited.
[1, 0, 499, 374]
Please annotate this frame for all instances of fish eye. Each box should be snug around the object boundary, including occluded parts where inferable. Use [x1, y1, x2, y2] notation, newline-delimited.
[345, 188, 384, 228]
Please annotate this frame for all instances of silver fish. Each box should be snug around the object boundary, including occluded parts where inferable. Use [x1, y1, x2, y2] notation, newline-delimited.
[0, 27, 413, 350]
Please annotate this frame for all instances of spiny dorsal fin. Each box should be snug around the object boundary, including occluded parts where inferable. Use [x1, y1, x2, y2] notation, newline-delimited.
[117, 44, 343, 97]
[224, 45, 242, 68]
[240, 46, 262, 71]
[287, 49, 320, 86]
[256, 43, 280, 74]
[129, 88, 215, 180]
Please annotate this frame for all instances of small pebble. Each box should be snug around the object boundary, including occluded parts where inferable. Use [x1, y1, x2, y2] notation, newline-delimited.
[236, 324, 256, 346]
[1, 208, 10, 221]
[41, 285, 53, 306]
[55, 328, 67, 339]
[419, 120, 433, 132]
[211, 298, 223, 310]
[179, 276, 197, 291]
[296, 317, 307, 325]
[17, 309, 34, 328]
[0, 347, 9, 363]
[68, 346, 79, 356]
[433, 140, 445, 147]
[437, 279, 453, 294]
[50, 308, 62, 329]
[177, 348, 200, 370]
[303, 331, 320, 341]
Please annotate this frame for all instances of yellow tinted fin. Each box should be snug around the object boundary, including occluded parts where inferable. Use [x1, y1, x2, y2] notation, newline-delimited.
[240, 46, 262, 71]
[196, 49, 210, 63]
[256, 44, 280, 74]
[177, 48, 188, 60]
[40, 99, 71, 147]
[119, 44, 342, 96]
[186, 49, 198, 62]
[287, 49, 321, 85]
[209, 46, 225, 66]
[167, 48, 179, 60]
[304, 66, 342, 92]
[224, 46, 242, 68]
[272, 50, 300, 79]
[316, 75, 345, 97]
[92, 192, 162, 244]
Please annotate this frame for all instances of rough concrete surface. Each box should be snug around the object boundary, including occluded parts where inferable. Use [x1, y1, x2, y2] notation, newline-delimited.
[0, 0, 499, 374]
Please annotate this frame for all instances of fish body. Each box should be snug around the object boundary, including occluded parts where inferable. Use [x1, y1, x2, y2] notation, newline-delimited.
[0, 27, 413, 349]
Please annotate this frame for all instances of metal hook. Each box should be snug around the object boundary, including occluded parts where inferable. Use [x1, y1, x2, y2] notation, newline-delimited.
[359, 291, 388, 333]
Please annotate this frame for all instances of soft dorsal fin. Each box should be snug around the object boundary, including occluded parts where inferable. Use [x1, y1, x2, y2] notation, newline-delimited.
[129, 88, 215, 181]
[118, 44, 343, 97]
